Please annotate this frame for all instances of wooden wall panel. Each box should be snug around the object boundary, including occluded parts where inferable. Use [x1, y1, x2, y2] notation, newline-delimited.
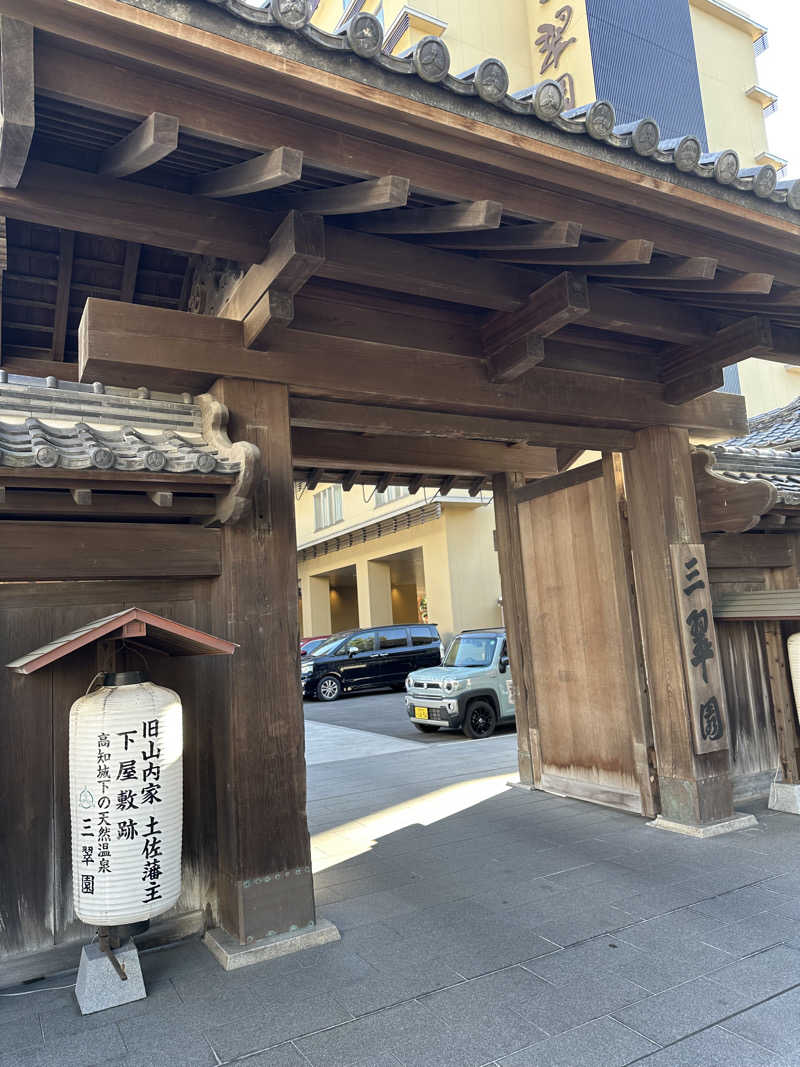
[0, 523, 222, 580]
[517, 460, 649, 812]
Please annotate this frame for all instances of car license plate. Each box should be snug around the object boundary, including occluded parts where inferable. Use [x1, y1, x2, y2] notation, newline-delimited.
[414, 707, 429, 720]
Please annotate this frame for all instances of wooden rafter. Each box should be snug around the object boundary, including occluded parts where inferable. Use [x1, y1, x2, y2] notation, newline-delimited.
[429, 221, 582, 252]
[192, 147, 303, 198]
[593, 257, 719, 282]
[119, 241, 141, 303]
[51, 229, 75, 361]
[584, 284, 713, 344]
[623, 273, 775, 295]
[0, 16, 33, 189]
[287, 176, 410, 216]
[491, 239, 654, 267]
[351, 200, 502, 235]
[97, 113, 179, 178]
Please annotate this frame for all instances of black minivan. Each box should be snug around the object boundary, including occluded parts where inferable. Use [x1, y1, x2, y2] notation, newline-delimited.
[300, 623, 442, 701]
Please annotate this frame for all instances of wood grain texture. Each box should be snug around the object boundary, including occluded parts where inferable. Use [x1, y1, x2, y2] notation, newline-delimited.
[192, 146, 303, 198]
[0, 522, 221, 579]
[763, 620, 800, 784]
[0, 15, 33, 188]
[97, 111, 179, 178]
[209, 379, 313, 942]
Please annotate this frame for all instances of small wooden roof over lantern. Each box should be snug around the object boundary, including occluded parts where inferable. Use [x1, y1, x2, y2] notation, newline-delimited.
[6, 608, 237, 675]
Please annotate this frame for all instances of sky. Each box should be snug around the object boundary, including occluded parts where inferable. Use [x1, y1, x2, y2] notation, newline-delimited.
[734, 0, 800, 177]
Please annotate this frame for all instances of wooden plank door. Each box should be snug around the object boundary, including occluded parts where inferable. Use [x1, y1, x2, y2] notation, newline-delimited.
[516, 456, 655, 814]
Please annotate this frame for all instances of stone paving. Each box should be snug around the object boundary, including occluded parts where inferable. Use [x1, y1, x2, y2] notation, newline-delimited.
[3, 692, 800, 1066]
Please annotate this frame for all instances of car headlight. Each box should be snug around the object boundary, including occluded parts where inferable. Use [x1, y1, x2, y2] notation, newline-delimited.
[301, 663, 313, 676]
[405, 676, 413, 690]
[443, 679, 461, 694]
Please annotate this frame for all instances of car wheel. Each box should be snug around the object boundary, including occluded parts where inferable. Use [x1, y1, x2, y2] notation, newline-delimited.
[316, 675, 342, 702]
[463, 699, 497, 739]
[413, 722, 440, 733]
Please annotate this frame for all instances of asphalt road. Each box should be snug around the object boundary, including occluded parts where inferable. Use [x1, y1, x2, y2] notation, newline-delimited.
[303, 686, 518, 744]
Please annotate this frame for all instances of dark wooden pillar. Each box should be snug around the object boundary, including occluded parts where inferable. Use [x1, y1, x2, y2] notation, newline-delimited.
[210, 378, 313, 944]
[623, 427, 734, 826]
[493, 472, 541, 788]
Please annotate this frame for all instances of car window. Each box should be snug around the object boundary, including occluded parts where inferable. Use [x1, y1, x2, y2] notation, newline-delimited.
[410, 626, 435, 646]
[312, 634, 351, 657]
[444, 635, 498, 668]
[378, 628, 408, 650]
[343, 632, 374, 654]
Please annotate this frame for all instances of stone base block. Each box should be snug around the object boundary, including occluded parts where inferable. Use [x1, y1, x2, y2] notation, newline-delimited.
[648, 811, 758, 838]
[75, 940, 146, 1015]
[204, 918, 341, 971]
[769, 781, 800, 814]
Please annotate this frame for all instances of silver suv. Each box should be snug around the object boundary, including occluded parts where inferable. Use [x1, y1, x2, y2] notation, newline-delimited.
[404, 628, 515, 739]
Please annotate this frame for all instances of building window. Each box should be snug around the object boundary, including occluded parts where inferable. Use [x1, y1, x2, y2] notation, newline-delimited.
[754, 33, 769, 58]
[375, 485, 410, 507]
[314, 485, 343, 530]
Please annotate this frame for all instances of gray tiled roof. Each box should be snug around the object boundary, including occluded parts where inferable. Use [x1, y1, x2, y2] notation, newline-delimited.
[204, 0, 799, 213]
[0, 373, 241, 474]
[724, 395, 800, 450]
[707, 444, 800, 505]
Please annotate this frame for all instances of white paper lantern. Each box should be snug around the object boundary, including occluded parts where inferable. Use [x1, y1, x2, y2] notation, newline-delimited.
[69, 674, 183, 927]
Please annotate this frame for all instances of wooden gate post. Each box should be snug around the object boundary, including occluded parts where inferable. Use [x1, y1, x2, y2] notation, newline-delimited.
[493, 472, 541, 788]
[623, 426, 736, 828]
[209, 378, 314, 944]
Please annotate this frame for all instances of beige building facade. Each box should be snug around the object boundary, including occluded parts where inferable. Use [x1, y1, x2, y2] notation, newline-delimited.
[297, 484, 502, 642]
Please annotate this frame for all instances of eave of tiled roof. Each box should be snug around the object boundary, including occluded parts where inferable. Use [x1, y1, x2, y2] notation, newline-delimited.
[706, 444, 800, 506]
[184, 0, 800, 214]
[724, 395, 800, 451]
[0, 372, 242, 475]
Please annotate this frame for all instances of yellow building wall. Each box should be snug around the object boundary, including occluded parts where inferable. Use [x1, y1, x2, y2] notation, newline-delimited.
[689, 2, 767, 165]
[738, 362, 800, 419]
[443, 504, 503, 634]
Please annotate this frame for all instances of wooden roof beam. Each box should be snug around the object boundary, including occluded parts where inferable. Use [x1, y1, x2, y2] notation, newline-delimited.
[51, 228, 74, 361]
[119, 241, 141, 303]
[341, 470, 361, 491]
[0, 16, 33, 189]
[291, 428, 557, 477]
[662, 315, 774, 404]
[492, 239, 655, 267]
[350, 200, 502, 235]
[218, 211, 325, 348]
[78, 299, 747, 436]
[287, 176, 410, 216]
[289, 397, 637, 451]
[593, 257, 719, 282]
[623, 272, 775, 295]
[191, 146, 303, 198]
[97, 112, 179, 179]
[584, 284, 714, 344]
[482, 272, 591, 382]
[429, 221, 582, 252]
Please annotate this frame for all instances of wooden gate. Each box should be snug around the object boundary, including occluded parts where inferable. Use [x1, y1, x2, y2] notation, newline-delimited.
[514, 456, 656, 814]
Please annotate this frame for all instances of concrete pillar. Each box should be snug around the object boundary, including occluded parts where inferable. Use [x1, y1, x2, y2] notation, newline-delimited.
[356, 558, 393, 627]
[303, 573, 332, 636]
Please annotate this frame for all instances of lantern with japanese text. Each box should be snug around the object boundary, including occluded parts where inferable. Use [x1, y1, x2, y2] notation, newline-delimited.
[69, 672, 183, 927]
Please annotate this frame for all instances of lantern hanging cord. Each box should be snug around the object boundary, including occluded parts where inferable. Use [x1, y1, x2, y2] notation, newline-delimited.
[120, 641, 149, 672]
[85, 672, 104, 695]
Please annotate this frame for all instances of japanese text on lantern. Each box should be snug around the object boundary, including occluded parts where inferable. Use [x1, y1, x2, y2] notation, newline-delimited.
[669, 544, 729, 755]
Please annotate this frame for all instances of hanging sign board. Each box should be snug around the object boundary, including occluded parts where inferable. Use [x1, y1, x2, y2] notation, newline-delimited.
[670, 543, 729, 755]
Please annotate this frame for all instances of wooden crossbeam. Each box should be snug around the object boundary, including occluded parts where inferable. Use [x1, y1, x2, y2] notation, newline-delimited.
[662, 315, 774, 404]
[483, 272, 591, 382]
[429, 221, 582, 252]
[288, 397, 637, 451]
[439, 476, 456, 496]
[350, 200, 502, 235]
[192, 147, 303, 198]
[491, 239, 655, 267]
[51, 229, 75, 361]
[584, 284, 713, 344]
[375, 473, 391, 494]
[219, 211, 325, 348]
[78, 299, 748, 436]
[319, 226, 537, 310]
[290, 428, 557, 477]
[408, 474, 424, 494]
[593, 257, 719, 282]
[0, 161, 275, 263]
[287, 176, 410, 216]
[305, 468, 322, 490]
[97, 113, 179, 178]
[0, 16, 33, 189]
[341, 470, 361, 491]
[623, 273, 775, 295]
